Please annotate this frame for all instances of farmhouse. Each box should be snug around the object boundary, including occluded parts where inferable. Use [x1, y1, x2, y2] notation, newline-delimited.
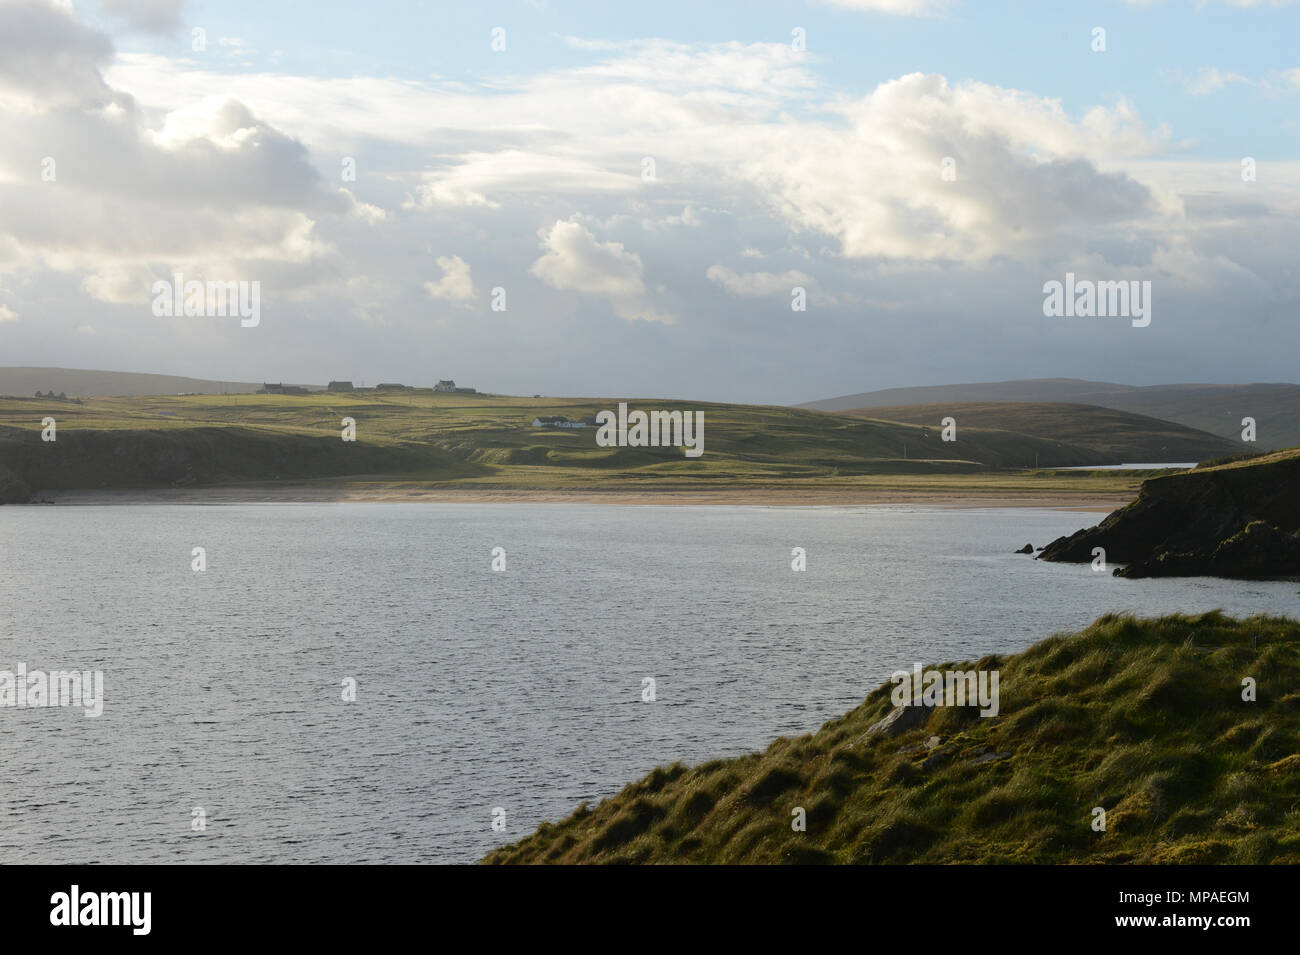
[327, 380, 354, 392]
[259, 382, 310, 395]
[532, 415, 589, 429]
[433, 379, 477, 394]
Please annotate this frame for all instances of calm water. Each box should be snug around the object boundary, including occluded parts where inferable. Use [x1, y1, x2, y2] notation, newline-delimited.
[1054, 462, 1196, 471]
[1, 503, 1296, 863]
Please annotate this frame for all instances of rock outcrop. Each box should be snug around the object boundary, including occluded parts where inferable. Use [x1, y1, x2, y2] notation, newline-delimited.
[1039, 448, 1300, 578]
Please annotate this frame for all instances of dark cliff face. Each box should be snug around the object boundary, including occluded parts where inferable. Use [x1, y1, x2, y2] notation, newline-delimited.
[1038, 450, 1300, 579]
[0, 425, 481, 502]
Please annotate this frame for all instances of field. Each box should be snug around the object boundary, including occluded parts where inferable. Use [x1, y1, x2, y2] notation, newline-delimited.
[0, 390, 1186, 503]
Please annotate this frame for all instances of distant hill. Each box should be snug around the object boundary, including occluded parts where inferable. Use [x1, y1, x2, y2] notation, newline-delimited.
[799, 379, 1300, 450]
[851, 402, 1239, 465]
[0, 367, 291, 397]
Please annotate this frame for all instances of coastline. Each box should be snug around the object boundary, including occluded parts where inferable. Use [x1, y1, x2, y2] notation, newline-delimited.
[31, 483, 1133, 511]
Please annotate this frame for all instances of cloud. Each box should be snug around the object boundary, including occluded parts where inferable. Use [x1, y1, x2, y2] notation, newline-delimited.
[706, 265, 814, 297]
[644, 205, 702, 229]
[2, 6, 1297, 400]
[0, 0, 116, 107]
[1185, 67, 1250, 95]
[733, 73, 1171, 260]
[414, 151, 640, 210]
[105, 47, 1175, 264]
[559, 38, 817, 97]
[0, 1, 351, 305]
[529, 219, 671, 322]
[81, 264, 153, 304]
[1279, 68, 1300, 89]
[819, 0, 953, 13]
[424, 255, 476, 304]
[0, 304, 17, 322]
[530, 219, 644, 297]
[97, 0, 185, 35]
[1126, 0, 1298, 6]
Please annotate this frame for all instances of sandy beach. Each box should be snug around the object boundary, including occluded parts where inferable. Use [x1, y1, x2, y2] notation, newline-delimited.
[36, 483, 1132, 512]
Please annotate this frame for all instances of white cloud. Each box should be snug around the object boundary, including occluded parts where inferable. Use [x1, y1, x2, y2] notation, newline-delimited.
[0, 2, 350, 304]
[341, 189, 388, 225]
[733, 73, 1173, 260]
[424, 255, 476, 304]
[97, 0, 185, 34]
[641, 205, 703, 230]
[82, 264, 153, 304]
[0, 0, 116, 108]
[530, 219, 671, 322]
[2, 4, 1297, 398]
[1185, 67, 1250, 95]
[414, 151, 639, 210]
[1126, 0, 1298, 5]
[819, 0, 953, 13]
[706, 265, 814, 297]
[559, 38, 817, 98]
[531, 219, 645, 297]
[0, 304, 17, 322]
[104, 47, 1177, 264]
[1279, 68, 1300, 88]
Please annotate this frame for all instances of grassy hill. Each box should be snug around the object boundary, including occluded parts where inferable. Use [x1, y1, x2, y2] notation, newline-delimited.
[850, 402, 1238, 465]
[0, 366, 277, 397]
[484, 612, 1300, 864]
[800, 379, 1300, 450]
[0, 390, 1179, 502]
[1104, 384, 1300, 452]
[0, 424, 481, 502]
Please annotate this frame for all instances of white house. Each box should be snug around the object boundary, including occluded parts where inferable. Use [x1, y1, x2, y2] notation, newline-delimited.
[532, 416, 588, 429]
[435, 379, 457, 392]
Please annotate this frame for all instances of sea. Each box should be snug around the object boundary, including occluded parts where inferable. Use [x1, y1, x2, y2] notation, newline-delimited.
[1, 503, 1295, 862]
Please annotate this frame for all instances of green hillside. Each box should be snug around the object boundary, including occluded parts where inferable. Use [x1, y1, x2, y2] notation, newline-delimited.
[0, 366, 272, 397]
[851, 402, 1239, 464]
[800, 378, 1300, 450]
[0, 389, 1196, 501]
[484, 612, 1300, 865]
[1104, 384, 1300, 452]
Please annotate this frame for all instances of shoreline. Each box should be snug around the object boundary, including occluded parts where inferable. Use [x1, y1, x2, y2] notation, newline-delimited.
[27, 484, 1133, 511]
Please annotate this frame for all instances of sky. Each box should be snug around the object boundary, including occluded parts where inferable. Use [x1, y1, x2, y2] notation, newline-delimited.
[0, 0, 1297, 404]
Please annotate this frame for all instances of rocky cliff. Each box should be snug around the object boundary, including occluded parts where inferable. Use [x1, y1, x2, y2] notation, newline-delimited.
[1038, 448, 1300, 578]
